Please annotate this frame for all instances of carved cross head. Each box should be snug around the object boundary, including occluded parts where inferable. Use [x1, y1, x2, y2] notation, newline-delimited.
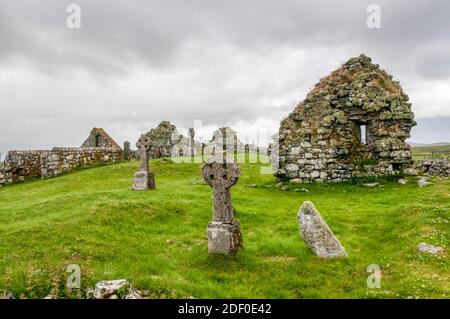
[202, 161, 240, 191]
[136, 134, 151, 152]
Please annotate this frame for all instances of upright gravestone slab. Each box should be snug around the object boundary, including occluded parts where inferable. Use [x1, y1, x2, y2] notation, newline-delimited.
[123, 141, 131, 160]
[188, 128, 195, 160]
[132, 134, 155, 190]
[297, 201, 348, 258]
[202, 155, 243, 255]
[201, 143, 206, 160]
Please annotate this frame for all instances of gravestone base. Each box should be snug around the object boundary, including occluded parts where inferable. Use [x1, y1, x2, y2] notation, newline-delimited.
[132, 171, 155, 190]
[207, 220, 243, 255]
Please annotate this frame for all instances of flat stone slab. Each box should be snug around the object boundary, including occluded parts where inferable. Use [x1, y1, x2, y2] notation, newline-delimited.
[297, 201, 348, 258]
[417, 243, 445, 254]
[363, 182, 379, 188]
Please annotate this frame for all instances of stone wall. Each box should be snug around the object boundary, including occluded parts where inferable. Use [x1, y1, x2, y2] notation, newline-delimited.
[0, 147, 123, 186]
[41, 147, 123, 178]
[4, 151, 45, 181]
[416, 157, 450, 177]
[0, 167, 12, 186]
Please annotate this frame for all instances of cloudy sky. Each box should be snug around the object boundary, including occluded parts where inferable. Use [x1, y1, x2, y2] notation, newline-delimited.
[1, 0, 449, 156]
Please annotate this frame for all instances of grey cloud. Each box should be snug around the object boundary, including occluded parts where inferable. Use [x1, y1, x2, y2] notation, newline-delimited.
[0, 0, 450, 155]
[2, 0, 450, 76]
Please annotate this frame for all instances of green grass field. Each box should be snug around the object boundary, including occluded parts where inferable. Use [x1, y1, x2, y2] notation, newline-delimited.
[0, 156, 448, 299]
[412, 145, 450, 160]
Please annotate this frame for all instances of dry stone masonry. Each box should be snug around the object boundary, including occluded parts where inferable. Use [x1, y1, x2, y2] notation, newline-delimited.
[0, 129, 123, 187]
[0, 167, 12, 186]
[276, 55, 416, 183]
[145, 121, 183, 158]
[420, 157, 450, 177]
[81, 128, 122, 150]
[202, 153, 243, 255]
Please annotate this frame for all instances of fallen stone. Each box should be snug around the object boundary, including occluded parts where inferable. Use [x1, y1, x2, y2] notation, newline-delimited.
[124, 290, 143, 299]
[93, 279, 130, 299]
[363, 182, 379, 188]
[290, 178, 303, 184]
[2, 292, 15, 299]
[281, 185, 289, 191]
[417, 243, 445, 254]
[418, 178, 431, 187]
[398, 178, 407, 185]
[275, 182, 283, 188]
[294, 188, 309, 193]
[297, 201, 348, 258]
[404, 168, 418, 176]
[85, 288, 94, 299]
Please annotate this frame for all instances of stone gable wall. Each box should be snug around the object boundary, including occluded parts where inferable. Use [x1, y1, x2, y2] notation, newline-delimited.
[81, 128, 122, 150]
[276, 55, 415, 183]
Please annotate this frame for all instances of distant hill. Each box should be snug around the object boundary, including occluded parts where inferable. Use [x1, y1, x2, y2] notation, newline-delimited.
[409, 142, 450, 147]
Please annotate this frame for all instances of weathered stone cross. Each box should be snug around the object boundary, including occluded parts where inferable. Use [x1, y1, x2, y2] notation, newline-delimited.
[132, 134, 155, 190]
[202, 157, 240, 223]
[136, 134, 151, 171]
[201, 153, 243, 255]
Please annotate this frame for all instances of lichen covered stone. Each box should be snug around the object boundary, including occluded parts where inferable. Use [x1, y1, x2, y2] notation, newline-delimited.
[276, 54, 415, 183]
[297, 201, 348, 258]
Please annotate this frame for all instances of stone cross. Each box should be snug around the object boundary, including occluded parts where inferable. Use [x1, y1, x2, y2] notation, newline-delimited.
[136, 134, 151, 172]
[201, 154, 243, 255]
[202, 157, 240, 223]
[132, 134, 155, 190]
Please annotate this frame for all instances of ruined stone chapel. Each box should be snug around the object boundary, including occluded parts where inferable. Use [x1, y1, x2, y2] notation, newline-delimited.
[276, 55, 416, 183]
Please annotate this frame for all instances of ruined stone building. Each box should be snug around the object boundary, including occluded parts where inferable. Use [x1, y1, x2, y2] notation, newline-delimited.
[0, 128, 123, 186]
[276, 55, 416, 183]
[145, 121, 183, 158]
